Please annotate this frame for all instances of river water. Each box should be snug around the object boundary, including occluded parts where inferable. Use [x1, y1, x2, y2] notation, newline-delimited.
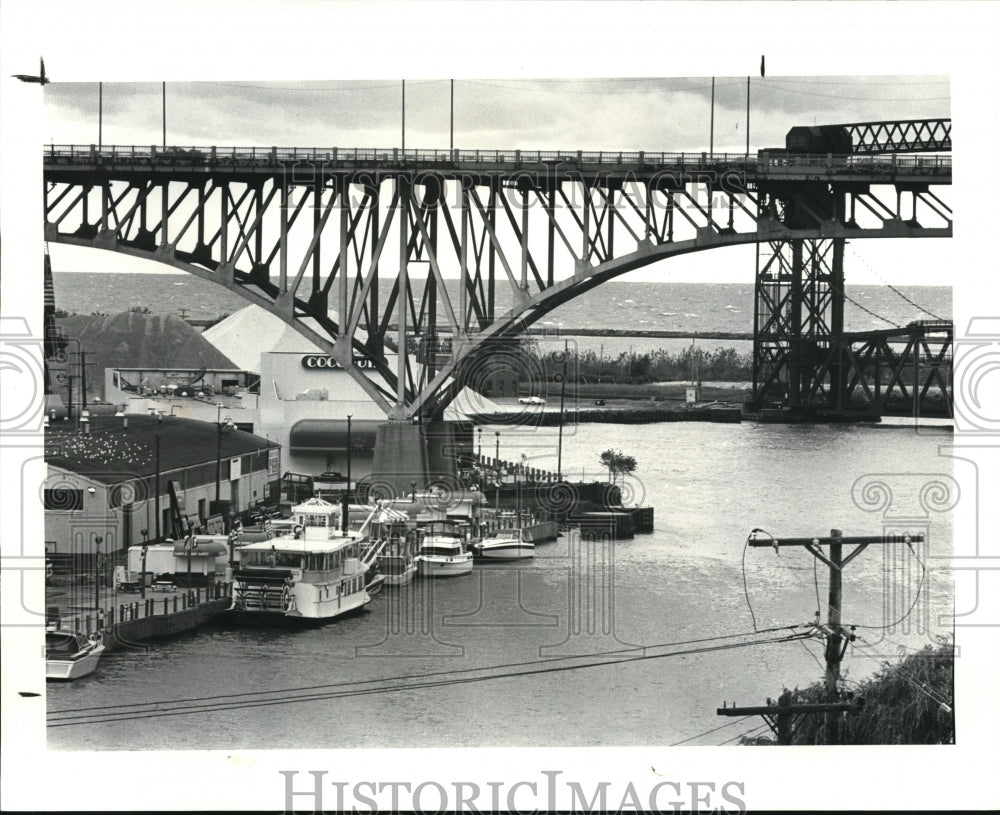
[47, 420, 954, 750]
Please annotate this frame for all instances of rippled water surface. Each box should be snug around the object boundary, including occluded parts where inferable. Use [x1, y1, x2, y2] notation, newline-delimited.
[48, 421, 954, 750]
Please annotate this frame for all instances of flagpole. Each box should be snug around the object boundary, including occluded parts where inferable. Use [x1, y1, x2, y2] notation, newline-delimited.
[709, 77, 715, 159]
[401, 79, 406, 151]
[745, 76, 750, 159]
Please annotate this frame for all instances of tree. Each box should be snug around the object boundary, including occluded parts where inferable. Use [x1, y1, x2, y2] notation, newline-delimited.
[741, 638, 954, 745]
[599, 449, 637, 484]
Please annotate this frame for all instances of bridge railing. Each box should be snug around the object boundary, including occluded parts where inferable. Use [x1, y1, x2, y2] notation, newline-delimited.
[44, 144, 952, 174]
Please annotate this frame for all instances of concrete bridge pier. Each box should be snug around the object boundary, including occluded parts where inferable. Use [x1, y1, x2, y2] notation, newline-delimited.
[368, 420, 465, 498]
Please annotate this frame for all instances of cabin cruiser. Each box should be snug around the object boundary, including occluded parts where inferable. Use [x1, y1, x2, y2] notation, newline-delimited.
[414, 519, 473, 577]
[473, 527, 535, 560]
[45, 629, 105, 681]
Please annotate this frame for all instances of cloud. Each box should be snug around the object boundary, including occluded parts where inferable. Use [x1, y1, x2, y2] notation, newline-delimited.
[43, 75, 950, 152]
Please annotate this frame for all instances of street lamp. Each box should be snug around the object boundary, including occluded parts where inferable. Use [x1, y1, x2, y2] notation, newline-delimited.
[477, 427, 482, 461]
[140, 528, 148, 599]
[185, 522, 195, 589]
[215, 404, 234, 503]
[346, 414, 352, 498]
[154, 431, 161, 542]
[93, 534, 103, 618]
[494, 431, 501, 515]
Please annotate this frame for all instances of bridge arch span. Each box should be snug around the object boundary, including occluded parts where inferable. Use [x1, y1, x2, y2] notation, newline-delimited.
[44, 143, 951, 420]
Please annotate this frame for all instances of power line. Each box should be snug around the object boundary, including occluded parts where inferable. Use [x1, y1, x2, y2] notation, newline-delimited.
[844, 540, 927, 631]
[718, 722, 772, 745]
[741, 535, 759, 631]
[755, 84, 950, 103]
[846, 246, 947, 321]
[50, 625, 797, 716]
[851, 635, 953, 711]
[669, 714, 754, 746]
[48, 630, 811, 727]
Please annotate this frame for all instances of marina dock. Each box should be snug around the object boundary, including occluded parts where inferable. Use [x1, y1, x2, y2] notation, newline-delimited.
[47, 582, 231, 653]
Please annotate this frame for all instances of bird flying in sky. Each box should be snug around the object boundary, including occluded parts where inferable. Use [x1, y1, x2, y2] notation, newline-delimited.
[12, 57, 48, 85]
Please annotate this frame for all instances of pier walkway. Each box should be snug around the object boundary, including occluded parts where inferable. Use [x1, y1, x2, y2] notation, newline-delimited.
[47, 582, 231, 652]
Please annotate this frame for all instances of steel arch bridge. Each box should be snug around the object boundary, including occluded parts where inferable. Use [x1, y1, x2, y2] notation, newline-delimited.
[43, 119, 952, 425]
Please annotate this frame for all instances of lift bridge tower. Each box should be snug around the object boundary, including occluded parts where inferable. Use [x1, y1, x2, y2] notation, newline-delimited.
[749, 120, 952, 419]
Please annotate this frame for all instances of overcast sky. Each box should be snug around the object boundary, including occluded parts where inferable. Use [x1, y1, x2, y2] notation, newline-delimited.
[39, 74, 955, 285]
[43, 75, 949, 154]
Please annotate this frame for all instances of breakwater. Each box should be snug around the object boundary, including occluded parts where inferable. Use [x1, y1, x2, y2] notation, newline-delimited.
[471, 404, 742, 426]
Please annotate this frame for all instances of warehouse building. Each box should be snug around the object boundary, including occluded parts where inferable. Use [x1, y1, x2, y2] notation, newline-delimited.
[44, 414, 280, 566]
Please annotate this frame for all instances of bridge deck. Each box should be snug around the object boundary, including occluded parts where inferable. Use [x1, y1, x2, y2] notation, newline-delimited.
[43, 145, 952, 185]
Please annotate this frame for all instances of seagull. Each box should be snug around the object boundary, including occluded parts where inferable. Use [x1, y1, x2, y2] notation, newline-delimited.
[12, 57, 48, 85]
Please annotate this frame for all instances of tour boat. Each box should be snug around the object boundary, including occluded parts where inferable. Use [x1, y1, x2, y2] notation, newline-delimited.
[414, 520, 473, 577]
[229, 498, 386, 621]
[473, 527, 535, 560]
[45, 629, 105, 681]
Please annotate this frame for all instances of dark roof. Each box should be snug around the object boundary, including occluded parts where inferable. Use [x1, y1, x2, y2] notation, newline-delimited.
[45, 415, 278, 484]
[54, 313, 237, 399]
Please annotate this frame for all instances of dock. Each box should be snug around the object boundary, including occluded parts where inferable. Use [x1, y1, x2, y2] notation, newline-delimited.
[47, 582, 231, 652]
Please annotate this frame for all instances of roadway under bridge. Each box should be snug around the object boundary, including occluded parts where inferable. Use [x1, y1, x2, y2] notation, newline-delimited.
[43, 118, 952, 488]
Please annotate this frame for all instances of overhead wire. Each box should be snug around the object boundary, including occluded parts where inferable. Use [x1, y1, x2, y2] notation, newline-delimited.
[741, 534, 759, 631]
[851, 635, 953, 711]
[846, 246, 947, 322]
[48, 629, 812, 727]
[843, 539, 927, 631]
[49, 625, 798, 716]
[718, 723, 772, 745]
[669, 715, 755, 746]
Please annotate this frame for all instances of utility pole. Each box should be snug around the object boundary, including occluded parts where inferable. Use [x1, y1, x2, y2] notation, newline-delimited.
[65, 371, 75, 421]
[154, 430, 161, 541]
[717, 690, 863, 745]
[744, 528, 923, 744]
[556, 341, 568, 482]
[70, 350, 95, 415]
[825, 529, 845, 745]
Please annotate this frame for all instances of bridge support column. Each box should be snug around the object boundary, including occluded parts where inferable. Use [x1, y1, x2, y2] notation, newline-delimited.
[368, 420, 468, 498]
[370, 422, 429, 497]
[750, 236, 846, 415]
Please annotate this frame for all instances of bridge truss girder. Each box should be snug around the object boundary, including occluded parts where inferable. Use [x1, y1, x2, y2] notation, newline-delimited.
[750, 177, 952, 416]
[841, 118, 952, 154]
[43, 156, 951, 420]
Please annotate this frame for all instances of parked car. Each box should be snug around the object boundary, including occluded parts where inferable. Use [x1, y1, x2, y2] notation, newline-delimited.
[518, 396, 546, 405]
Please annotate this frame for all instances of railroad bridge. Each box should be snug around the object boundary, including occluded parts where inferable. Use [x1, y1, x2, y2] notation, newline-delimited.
[43, 118, 952, 483]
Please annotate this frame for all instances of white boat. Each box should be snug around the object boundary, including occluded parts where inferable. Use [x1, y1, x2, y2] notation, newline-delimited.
[473, 527, 535, 560]
[414, 520, 473, 577]
[229, 498, 386, 621]
[45, 629, 105, 681]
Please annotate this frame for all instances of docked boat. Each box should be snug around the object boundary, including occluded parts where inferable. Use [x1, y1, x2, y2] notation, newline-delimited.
[378, 552, 417, 586]
[229, 498, 386, 621]
[414, 520, 473, 577]
[473, 527, 535, 560]
[45, 629, 105, 681]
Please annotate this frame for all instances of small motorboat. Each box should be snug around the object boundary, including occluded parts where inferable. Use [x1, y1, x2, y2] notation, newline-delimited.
[473, 527, 535, 560]
[45, 629, 105, 681]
